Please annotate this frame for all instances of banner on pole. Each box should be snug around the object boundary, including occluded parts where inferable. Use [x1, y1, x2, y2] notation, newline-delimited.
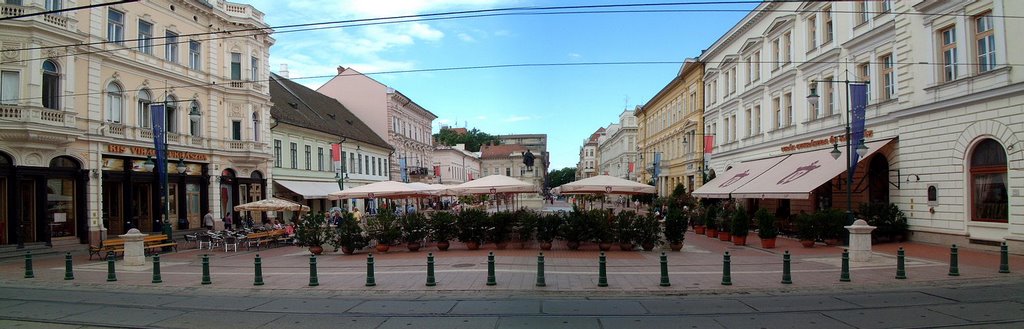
[849, 83, 868, 172]
[150, 103, 168, 221]
[331, 143, 342, 173]
[399, 158, 409, 183]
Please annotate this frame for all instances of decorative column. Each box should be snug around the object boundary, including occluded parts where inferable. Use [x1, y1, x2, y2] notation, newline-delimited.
[845, 219, 876, 262]
[119, 228, 147, 267]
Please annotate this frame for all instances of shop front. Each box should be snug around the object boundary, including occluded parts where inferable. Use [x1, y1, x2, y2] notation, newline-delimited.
[1, 152, 88, 246]
[220, 169, 266, 225]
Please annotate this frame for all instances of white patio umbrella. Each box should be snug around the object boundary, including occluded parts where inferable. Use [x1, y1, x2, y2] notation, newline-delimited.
[233, 197, 311, 212]
[557, 175, 656, 195]
[429, 184, 459, 196]
[327, 181, 433, 200]
[450, 174, 537, 194]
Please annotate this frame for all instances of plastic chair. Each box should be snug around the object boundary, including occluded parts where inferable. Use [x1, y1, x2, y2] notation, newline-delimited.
[197, 234, 212, 250]
[223, 236, 239, 252]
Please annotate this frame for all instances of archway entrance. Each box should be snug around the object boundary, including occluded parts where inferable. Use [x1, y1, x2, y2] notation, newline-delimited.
[868, 154, 890, 205]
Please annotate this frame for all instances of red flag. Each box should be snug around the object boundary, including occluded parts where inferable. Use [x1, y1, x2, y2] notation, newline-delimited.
[468, 172, 473, 180]
[704, 135, 715, 154]
[434, 165, 441, 176]
[628, 162, 634, 173]
[331, 144, 341, 161]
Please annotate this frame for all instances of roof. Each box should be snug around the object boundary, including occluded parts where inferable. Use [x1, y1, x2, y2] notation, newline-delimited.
[269, 73, 392, 151]
[480, 144, 528, 160]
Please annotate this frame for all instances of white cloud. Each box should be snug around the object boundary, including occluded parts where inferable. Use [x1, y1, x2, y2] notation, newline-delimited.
[503, 115, 531, 122]
[457, 33, 476, 42]
[567, 53, 582, 59]
[476, 115, 488, 120]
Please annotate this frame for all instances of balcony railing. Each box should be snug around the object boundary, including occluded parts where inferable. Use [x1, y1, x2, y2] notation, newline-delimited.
[1, 4, 75, 30]
[0, 105, 76, 127]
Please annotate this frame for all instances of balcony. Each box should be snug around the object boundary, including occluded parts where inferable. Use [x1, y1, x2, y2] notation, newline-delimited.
[1, 3, 76, 31]
[0, 104, 81, 146]
[0, 105, 77, 127]
[407, 166, 429, 176]
[224, 3, 264, 21]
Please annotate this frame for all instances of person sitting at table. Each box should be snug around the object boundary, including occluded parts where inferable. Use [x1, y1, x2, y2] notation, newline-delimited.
[272, 220, 284, 230]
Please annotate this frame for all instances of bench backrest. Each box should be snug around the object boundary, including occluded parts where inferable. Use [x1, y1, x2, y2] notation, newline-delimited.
[102, 239, 125, 247]
[144, 235, 169, 244]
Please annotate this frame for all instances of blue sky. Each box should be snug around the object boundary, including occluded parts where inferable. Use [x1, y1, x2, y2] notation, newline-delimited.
[243, 0, 756, 170]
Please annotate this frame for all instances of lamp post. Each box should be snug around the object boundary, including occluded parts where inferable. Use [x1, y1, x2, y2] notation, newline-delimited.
[806, 79, 870, 227]
[335, 172, 347, 191]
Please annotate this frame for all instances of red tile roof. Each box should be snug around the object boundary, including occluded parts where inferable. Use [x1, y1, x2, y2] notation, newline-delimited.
[480, 144, 528, 159]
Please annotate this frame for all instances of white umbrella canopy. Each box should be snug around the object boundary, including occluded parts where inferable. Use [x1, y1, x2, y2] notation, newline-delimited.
[234, 197, 311, 212]
[429, 184, 459, 196]
[327, 181, 433, 200]
[558, 175, 656, 195]
[452, 174, 537, 195]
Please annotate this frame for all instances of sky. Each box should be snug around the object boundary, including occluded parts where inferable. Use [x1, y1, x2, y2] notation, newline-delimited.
[242, 0, 757, 170]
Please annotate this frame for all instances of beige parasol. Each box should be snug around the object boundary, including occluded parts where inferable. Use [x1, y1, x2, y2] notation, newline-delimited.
[450, 174, 537, 195]
[557, 175, 656, 195]
[233, 197, 311, 212]
[327, 181, 434, 200]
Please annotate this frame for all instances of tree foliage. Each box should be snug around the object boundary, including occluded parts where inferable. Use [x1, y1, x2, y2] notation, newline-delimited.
[433, 127, 501, 152]
[547, 167, 576, 188]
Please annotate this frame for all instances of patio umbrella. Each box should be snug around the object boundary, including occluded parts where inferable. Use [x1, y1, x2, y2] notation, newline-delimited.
[429, 184, 459, 196]
[327, 181, 433, 200]
[450, 174, 537, 195]
[557, 175, 656, 195]
[233, 197, 310, 212]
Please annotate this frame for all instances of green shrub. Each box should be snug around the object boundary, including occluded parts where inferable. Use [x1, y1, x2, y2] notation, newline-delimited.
[295, 213, 335, 247]
[535, 212, 563, 242]
[858, 203, 909, 241]
[428, 211, 457, 242]
[456, 208, 488, 244]
[398, 212, 428, 243]
[366, 212, 401, 245]
[730, 206, 750, 237]
[755, 208, 778, 239]
[331, 213, 367, 251]
[634, 213, 663, 246]
[664, 208, 687, 243]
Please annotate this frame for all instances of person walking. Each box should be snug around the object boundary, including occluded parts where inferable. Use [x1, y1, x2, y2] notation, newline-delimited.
[203, 211, 214, 229]
[223, 212, 233, 230]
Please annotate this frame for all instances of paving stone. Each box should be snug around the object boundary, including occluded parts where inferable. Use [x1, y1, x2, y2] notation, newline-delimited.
[159, 295, 273, 311]
[639, 299, 756, 315]
[450, 300, 541, 315]
[74, 292, 192, 307]
[0, 319, 83, 329]
[939, 321, 1024, 329]
[601, 316, 725, 329]
[543, 300, 646, 315]
[713, 313, 856, 329]
[834, 291, 955, 307]
[258, 314, 387, 329]
[0, 301, 103, 320]
[377, 316, 497, 329]
[150, 310, 282, 329]
[497, 316, 600, 329]
[739, 295, 858, 312]
[921, 285, 1024, 303]
[928, 301, 1024, 322]
[348, 300, 457, 314]
[824, 307, 969, 329]
[248, 298, 360, 313]
[0, 288, 90, 303]
[59, 306, 184, 327]
[0, 299, 27, 309]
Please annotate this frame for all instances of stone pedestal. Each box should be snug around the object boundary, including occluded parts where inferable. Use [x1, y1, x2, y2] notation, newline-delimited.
[214, 219, 224, 231]
[845, 219, 877, 262]
[119, 229, 147, 267]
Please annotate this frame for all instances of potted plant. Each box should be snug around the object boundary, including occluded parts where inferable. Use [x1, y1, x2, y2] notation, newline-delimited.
[859, 203, 909, 243]
[717, 207, 732, 242]
[691, 205, 706, 235]
[331, 212, 367, 255]
[634, 213, 663, 251]
[399, 212, 428, 251]
[591, 209, 615, 251]
[664, 208, 687, 251]
[704, 205, 719, 237]
[614, 210, 637, 251]
[489, 211, 515, 249]
[429, 211, 457, 251]
[295, 213, 335, 255]
[755, 208, 778, 249]
[535, 212, 562, 250]
[456, 208, 488, 250]
[818, 209, 847, 246]
[795, 212, 817, 248]
[511, 210, 537, 249]
[560, 209, 591, 250]
[730, 206, 750, 246]
[366, 212, 401, 253]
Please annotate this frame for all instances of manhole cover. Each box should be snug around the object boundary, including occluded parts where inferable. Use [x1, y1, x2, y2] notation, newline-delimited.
[451, 263, 476, 268]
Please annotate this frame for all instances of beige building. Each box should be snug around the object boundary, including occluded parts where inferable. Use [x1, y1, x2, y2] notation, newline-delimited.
[0, 0, 273, 245]
[637, 59, 704, 196]
[317, 67, 437, 183]
[433, 144, 481, 185]
[597, 109, 638, 180]
[576, 128, 604, 180]
[480, 134, 548, 208]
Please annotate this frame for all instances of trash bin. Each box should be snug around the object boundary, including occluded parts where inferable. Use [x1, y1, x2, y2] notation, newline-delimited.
[178, 217, 189, 230]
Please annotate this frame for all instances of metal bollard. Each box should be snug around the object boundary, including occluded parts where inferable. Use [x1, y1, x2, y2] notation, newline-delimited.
[948, 244, 960, 276]
[366, 253, 376, 287]
[721, 251, 732, 286]
[781, 251, 792, 284]
[254, 254, 264, 286]
[426, 253, 436, 287]
[840, 249, 851, 282]
[1000, 242, 1010, 274]
[895, 247, 907, 280]
[598, 252, 608, 287]
[659, 252, 671, 287]
[309, 255, 319, 287]
[64, 252, 74, 281]
[152, 254, 162, 283]
[486, 252, 497, 286]
[201, 254, 212, 285]
[24, 251, 34, 279]
[536, 252, 546, 287]
[106, 251, 117, 282]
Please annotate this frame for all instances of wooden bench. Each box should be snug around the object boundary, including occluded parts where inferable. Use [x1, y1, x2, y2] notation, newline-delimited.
[89, 239, 125, 260]
[143, 235, 178, 254]
[245, 229, 287, 250]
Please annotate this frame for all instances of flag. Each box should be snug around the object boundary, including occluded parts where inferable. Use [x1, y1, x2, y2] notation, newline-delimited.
[704, 135, 715, 154]
[468, 172, 473, 180]
[150, 103, 168, 211]
[652, 152, 662, 186]
[433, 165, 441, 176]
[628, 162, 634, 173]
[399, 158, 408, 182]
[331, 143, 341, 173]
[849, 83, 868, 173]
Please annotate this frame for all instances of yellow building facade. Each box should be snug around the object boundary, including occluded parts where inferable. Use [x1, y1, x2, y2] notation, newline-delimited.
[636, 59, 704, 196]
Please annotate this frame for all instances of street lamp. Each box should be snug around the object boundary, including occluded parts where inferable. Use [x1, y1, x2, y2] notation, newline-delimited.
[807, 79, 869, 227]
[188, 102, 201, 122]
[143, 155, 156, 172]
[176, 158, 187, 174]
[335, 171, 348, 191]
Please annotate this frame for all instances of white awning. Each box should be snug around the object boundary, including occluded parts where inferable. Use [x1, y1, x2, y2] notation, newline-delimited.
[274, 180, 341, 199]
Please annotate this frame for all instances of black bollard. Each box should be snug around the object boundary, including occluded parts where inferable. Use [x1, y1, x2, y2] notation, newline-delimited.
[1000, 242, 1010, 274]
[536, 252, 546, 287]
[24, 251, 34, 279]
[840, 249, 851, 282]
[659, 252, 670, 287]
[201, 254, 212, 285]
[152, 254, 162, 283]
[64, 252, 74, 280]
[781, 251, 792, 284]
[106, 251, 117, 282]
[721, 251, 732, 286]
[254, 254, 264, 286]
[895, 247, 907, 280]
[308, 255, 319, 287]
[426, 253, 436, 287]
[486, 252, 497, 286]
[366, 253, 376, 287]
[598, 252, 608, 287]
[948, 244, 960, 276]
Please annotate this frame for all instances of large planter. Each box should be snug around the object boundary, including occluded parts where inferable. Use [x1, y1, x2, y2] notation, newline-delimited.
[669, 242, 684, 251]
[706, 228, 718, 238]
[800, 240, 815, 248]
[465, 241, 481, 250]
[495, 241, 509, 250]
[641, 242, 655, 251]
[511, 241, 526, 249]
[718, 231, 731, 241]
[407, 242, 422, 252]
[539, 241, 553, 250]
[566, 241, 581, 250]
[732, 235, 747, 246]
[618, 242, 634, 251]
[694, 226, 706, 235]
[824, 238, 840, 246]
[340, 246, 355, 255]
[760, 238, 777, 249]
[375, 244, 390, 253]
[598, 242, 613, 251]
[308, 245, 324, 255]
[436, 241, 450, 251]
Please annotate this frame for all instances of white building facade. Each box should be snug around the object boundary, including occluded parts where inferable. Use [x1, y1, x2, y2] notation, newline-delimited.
[597, 109, 638, 180]
[433, 144, 481, 185]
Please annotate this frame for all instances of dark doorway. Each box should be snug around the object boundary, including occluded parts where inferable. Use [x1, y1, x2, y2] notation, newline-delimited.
[868, 155, 890, 205]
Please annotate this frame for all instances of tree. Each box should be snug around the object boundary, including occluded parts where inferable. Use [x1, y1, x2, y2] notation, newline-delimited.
[547, 167, 575, 188]
[433, 127, 500, 152]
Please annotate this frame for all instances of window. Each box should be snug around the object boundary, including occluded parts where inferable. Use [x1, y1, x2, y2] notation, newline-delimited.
[138, 20, 153, 54]
[230, 52, 241, 80]
[940, 26, 958, 82]
[378, 159, 383, 176]
[857, 62, 871, 101]
[809, 85, 820, 120]
[751, 51, 760, 82]
[783, 93, 792, 127]
[251, 112, 260, 141]
[357, 154, 363, 174]
[729, 68, 736, 94]
[823, 6, 833, 44]
[730, 114, 737, 142]
[331, 149, 336, 172]
[165, 96, 177, 133]
[975, 12, 996, 73]
[42, 60, 59, 110]
[349, 153, 355, 174]
[744, 57, 752, 86]
[44, 0, 60, 11]
[1, 70, 20, 105]
[105, 82, 122, 123]
[782, 32, 791, 64]
[188, 100, 200, 136]
[305, 145, 311, 170]
[879, 0, 891, 14]
[824, 76, 835, 116]
[231, 121, 241, 140]
[290, 143, 297, 169]
[855, 1, 868, 26]
[772, 38, 780, 70]
[370, 156, 376, 175]
[189, 40, 201, 70]
[970, 139, 1007, 222]
[880, 54, 895, 100]
[723, 117, 730, 143]
[107, 9, 124, 44]
[318, 147, 324, 171]
[250, 56, 259, 81]
[807, 16, 817, 48]
[135, 90, 151, 128]
[752, 105, 761, 134]
[165, 31, 178, 63]
[274, 140, 281, 167]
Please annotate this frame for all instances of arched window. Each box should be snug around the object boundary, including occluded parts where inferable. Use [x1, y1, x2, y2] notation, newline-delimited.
[189, 100, 200, 136]
[42, 60, 60, 109]
[970, 139, 1008, 222]
[105, 82, 122, 123]
[165, 95, 177, 133]
[251, 111, 260, 141]
[137, 89, 152, 128]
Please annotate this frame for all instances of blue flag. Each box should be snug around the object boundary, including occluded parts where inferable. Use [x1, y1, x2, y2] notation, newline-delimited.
[151, 103, 168, 220]
[399, 157, 408, 183]
[652, 152, 662, 187]
[849, 83, 868, 173]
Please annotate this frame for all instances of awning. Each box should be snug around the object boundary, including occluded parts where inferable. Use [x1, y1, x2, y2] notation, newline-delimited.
[274, 180, 341, 199]
[730, 138, 894, 199]
[692, 155, 789, 199]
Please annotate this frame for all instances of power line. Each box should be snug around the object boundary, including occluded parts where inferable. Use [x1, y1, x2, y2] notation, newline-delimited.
[0, 0, 139, 21]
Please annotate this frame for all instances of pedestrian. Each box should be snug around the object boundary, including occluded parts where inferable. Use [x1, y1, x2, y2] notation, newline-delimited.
[223, 212, 233, 230]
[203, 210, 214, 229]
[352, 207, 363, 222]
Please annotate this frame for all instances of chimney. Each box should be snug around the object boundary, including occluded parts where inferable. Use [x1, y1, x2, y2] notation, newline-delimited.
[279, 64, 289, 78]
[337, 66, 346, 75]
